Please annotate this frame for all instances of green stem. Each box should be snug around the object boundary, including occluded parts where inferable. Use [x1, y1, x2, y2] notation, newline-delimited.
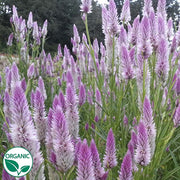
[66, 166, 75, 180]
[26, 173, 30, 180]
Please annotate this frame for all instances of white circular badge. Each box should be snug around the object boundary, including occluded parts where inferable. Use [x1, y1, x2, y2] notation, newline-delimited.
[3, 146, 33, 177]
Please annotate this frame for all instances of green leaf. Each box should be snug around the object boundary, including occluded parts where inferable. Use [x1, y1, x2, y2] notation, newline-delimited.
[5, 159, 19, 172]
[20, 165, 30, 173]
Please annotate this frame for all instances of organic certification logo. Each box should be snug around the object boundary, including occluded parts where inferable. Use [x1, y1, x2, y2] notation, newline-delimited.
[3, 147, 33, 177]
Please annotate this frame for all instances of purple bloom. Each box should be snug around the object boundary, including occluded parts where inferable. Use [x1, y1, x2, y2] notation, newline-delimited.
[2, 168, 15, 180]
[130, 15, 140, 45]
[85, 123, 89, 131]
[58, 44, 63, 57]
[121, 46, 134, 80]
[149, 10, 157, 48]
[102, 7, 108, 35]
[7, 33, 13, 46]
[167, 18, 174, 39]
[12, 5, 18, 23]
[77, 139, 95, 180]
[90, 139, 106, 180]
[119, 152, 133, 180]
[65, 84, 79, 139]
[42, 20, 48, 37]
[137, 16, 152, 60]
[155, 38, 169, 82]
[21, 78, 26, 92]
[134, 121, 151, 166]
[107, 0, 120, 35]
[33, 88, 47, 142]
[123, 115, 128, 126]
[53, 95, 60, 110]
[52, 105, 74, 172]
[157, 0, 167, 18]
[103, 128, 117, 169]
[80, 0, 92, 14]
[119, 25, 128, 47]
[33, 21, 40, 44]
[120, 0, 131, 23]
[27, 12, 33, 29]
[38, 76, 47, 100]
[157, 15, 167, 40]
[27, 63, 35, 78]
[11, 62, 20, 88]
[10, 84, 44, 179]
[79, 83, 86, 106]
[59, 91, 66, 112]
[143, 97, 156, 157]
[143, 0, 153, 16]
[174, 104, 180, 127]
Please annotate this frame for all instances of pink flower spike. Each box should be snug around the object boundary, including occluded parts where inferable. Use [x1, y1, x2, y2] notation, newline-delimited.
[103, 128, 117, 169]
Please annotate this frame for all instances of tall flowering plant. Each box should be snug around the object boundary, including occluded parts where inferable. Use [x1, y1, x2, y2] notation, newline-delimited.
[1, 0, 180, 179]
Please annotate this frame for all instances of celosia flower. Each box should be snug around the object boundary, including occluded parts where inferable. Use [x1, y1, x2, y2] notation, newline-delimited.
[103, 128, 117, 169]
[27, 12, 33, 29]
[27, 63, 34, 78]
[7, 33, 13, 46]
[155, 38, 169, 82]
[80, 0, 92, 14]
[12, 5, 18, 23]
[90, 139, 107, 180]
[58, 44, 63, 57]
[137, 16, 152, 60]
[149, 10, 157, 48]
[65, 84, 80, 139]
[79, 83, 86, 106]
[119, 26, 128, 47]
[121, 46, 134, 80]
[21, 78, 26, 92]
[33, 88, 47, 142]
[157, 0, 167, 18]
[130, 15, 140, 45]
[143, 0, 153, 16]
[52, 105, 74, 172]
[167, 18, 174, 39]
[120, 0, 131, 23]
[134, 121, 151, 166]
[38, 76, 47, 100]
[143, 97, 156, 157]
[10, 84, 44, 179]
[33, 21, 40, 44]
[2, 168, 15, 180]
[102, 6, 108, 35]
[59, 91, 66, 112]
[11, 62, 20, 88]
[53, 95, 60, 110]
[123, 115, 128, 126]
[77, 139, 95, 180]
[107, 0, 120, 35]
[157, 15, 167, 40]
[174, 104, 180, 127]
[119, 152, 132, 180]
[42, 20, 48, 37]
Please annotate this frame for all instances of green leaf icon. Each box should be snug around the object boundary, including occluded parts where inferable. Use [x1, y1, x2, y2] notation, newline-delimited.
[20, 165, 30, 173]
[5, 159, 19, 172]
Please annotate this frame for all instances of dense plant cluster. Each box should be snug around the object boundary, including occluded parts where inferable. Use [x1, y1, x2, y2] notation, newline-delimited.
[0, 0, 180, 179]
